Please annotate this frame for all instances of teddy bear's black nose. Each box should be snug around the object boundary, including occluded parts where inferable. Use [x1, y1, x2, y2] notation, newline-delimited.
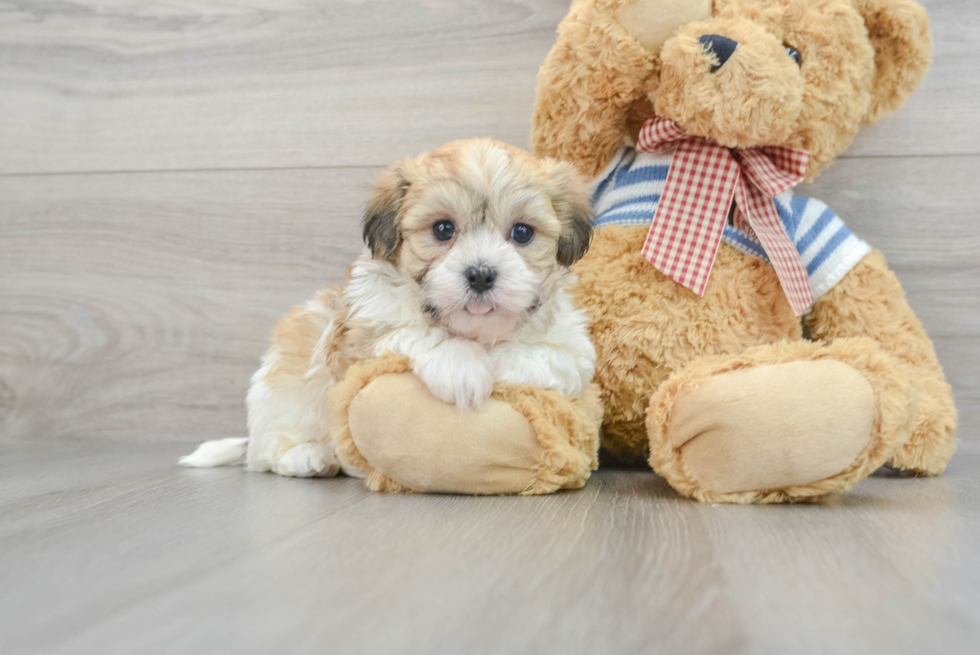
[699, 34, 740, 73]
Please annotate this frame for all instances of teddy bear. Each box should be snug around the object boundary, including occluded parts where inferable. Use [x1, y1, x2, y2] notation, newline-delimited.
[329, 0, 957, 503]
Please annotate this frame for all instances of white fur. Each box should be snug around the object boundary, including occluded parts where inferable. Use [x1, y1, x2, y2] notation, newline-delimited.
[179, 437, 248, 468]
[423, 227, 540, 344]
[240, 297, 348, 478]
[181, 253, 595, 477]
[415, 338, 496, 410]
[183, 142, 595, 479]
[491, 287, 596, 398]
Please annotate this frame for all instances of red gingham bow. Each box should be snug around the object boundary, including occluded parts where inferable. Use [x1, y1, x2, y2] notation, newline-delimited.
[637, 117, 814, 316]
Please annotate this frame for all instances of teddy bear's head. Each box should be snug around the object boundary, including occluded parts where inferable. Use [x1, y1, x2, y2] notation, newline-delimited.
[616, 0, 932, 179]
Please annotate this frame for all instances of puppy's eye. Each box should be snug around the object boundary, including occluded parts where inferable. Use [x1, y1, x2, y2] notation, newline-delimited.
[433, 219, 456, 242]
[510, 223, 534, 245]
[784, 44, 802, 67]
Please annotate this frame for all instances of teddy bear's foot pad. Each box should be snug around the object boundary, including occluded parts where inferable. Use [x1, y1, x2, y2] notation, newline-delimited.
[667, 360, 877, 498]
[347, 373, 544, 495]
[330, 355, 601, 495]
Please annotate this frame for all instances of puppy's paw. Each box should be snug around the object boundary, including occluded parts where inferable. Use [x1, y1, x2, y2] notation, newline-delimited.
[414, 339, 495, 411]
[492, 346, 589, 399]
[269, 442, 342, 478]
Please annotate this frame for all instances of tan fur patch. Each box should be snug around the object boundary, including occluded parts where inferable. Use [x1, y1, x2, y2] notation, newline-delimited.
[532, 0, 931, 181]
[359, 139, 592, 345]
[389, 138, 590, 292]
[531, 0, 952, 486]
[572, 226, 802, 459]
[266, 288, 344, 389]
[265, 138, 593, 394]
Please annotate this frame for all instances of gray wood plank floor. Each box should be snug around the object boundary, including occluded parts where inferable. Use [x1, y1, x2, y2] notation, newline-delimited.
[2, 441, 979, 655]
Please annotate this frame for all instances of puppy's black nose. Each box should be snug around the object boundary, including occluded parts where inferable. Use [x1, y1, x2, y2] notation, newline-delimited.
[465, 266, 497, 294]
[699, 34, 739, 72]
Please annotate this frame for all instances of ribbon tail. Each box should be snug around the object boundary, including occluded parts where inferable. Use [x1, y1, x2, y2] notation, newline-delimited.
[735, 176, 815, 316]
[736, 147, 810, 197]
[644, 226, 727, 298]
[641, 141, 737, 297]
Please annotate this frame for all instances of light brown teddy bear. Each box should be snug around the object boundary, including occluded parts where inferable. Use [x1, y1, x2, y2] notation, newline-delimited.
[332, 0, 957, 503]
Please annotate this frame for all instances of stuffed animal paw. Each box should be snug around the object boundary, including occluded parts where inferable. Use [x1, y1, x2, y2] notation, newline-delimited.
[328, 355, 602, 495]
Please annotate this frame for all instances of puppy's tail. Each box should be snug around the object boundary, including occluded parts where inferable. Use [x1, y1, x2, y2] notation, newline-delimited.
[179, 437, 248, 468]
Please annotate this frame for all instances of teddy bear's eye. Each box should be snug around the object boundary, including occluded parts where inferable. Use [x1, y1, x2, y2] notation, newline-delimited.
[784, 44, 802, 67]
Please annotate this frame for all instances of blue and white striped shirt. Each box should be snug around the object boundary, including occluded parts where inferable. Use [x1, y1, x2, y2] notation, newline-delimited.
[591, 146, 871, 300]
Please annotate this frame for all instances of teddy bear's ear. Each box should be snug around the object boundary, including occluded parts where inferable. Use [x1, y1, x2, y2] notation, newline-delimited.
[362, 162, 410, 262]
[854, 0, 933, 124]
[612, 0, 713, 53]
[543, 159, 594, 267]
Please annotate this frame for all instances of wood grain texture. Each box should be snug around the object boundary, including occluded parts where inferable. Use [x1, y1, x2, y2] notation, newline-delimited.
[0, 167, 371, 441]
[1, 157, 976, 444]
[846, 0, 980, 157]
[0, 3, 976, 443]
[1, 441, 978, 655]
[0, 0, 977, 176]
[0, 0, 570, 174]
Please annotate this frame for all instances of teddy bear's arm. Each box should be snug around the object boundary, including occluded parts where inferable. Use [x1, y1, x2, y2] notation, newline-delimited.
[530, 1, 656, 179]
[805, 250, 957, 475]
[329, 355, 602, 496]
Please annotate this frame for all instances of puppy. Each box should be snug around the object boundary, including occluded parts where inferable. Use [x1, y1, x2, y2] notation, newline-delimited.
[181, 138, 596, 477]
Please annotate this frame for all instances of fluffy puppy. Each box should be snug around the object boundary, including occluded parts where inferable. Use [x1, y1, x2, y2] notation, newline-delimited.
[181, 138, 596, 478]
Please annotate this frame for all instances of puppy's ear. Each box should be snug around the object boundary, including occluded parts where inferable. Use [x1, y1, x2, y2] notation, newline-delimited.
[544, 159, 594, 267]
[854, 0, 933, 124]
[363, 162, 411, 261]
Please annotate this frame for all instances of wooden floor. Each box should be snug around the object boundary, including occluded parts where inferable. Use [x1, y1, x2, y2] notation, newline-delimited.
[1, 441, 978, 655]
[1, 1, 979, 652]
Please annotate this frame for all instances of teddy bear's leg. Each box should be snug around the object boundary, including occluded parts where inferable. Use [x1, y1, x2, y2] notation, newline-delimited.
[806, 250, 957, 475]
[327, 355, 602, 496]
[647, 338, 919, 504]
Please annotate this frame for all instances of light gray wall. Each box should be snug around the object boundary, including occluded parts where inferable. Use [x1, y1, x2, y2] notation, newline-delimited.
[0, 0, 976, 443]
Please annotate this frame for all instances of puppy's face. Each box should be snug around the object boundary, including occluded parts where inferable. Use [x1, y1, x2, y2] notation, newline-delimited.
[362, 139, 593, 343]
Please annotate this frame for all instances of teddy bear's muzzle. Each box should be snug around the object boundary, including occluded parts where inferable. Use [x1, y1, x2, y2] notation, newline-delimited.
[653, 18, 805, 150]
